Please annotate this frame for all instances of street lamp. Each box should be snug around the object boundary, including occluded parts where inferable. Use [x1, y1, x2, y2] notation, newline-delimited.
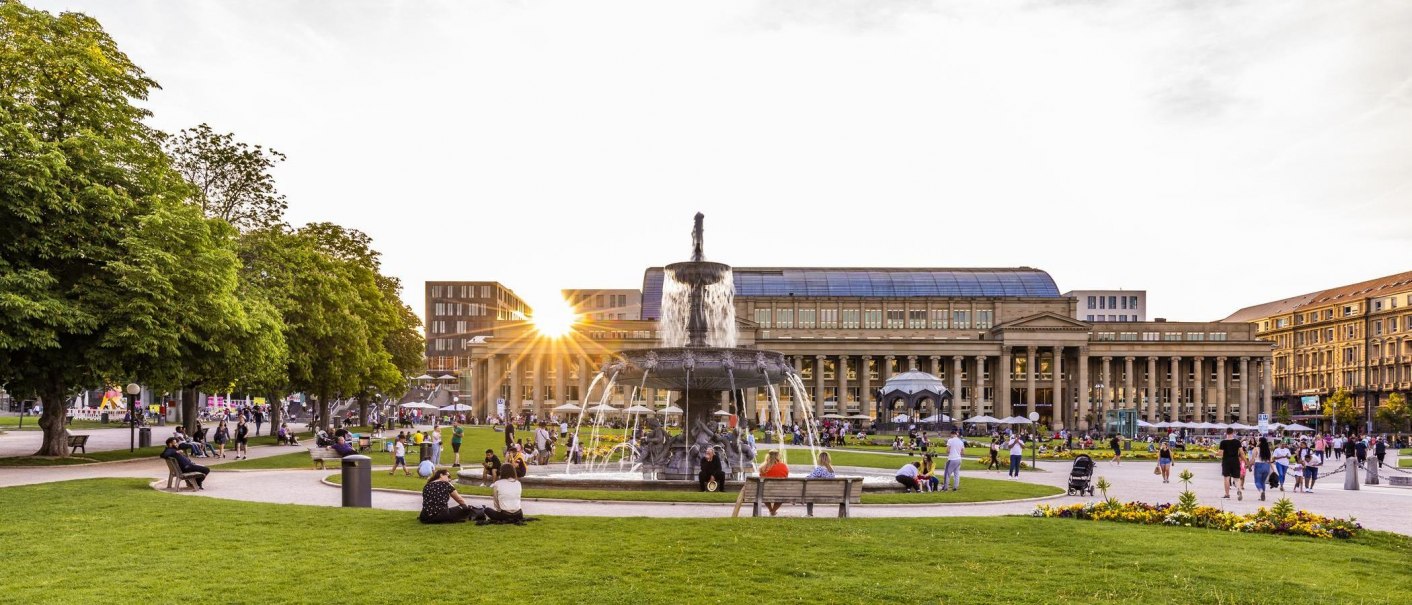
[125, 383, 141, 452]
[1028, 411, 1040, 469]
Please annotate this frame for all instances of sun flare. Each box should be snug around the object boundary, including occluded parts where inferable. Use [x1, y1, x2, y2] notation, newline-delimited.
[532, 298, 578, 338]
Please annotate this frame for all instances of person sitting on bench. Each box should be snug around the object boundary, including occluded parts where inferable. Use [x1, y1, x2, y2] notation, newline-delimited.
[698, 447, 726, 492]
[332, 436, 357, 457]
[277, 423, 301, 446]
[481, 449, 502, 486]
[172, 426, 207, 458]
[160, 437, 210, 489]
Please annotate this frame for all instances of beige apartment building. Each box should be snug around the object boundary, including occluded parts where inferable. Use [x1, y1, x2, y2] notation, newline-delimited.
[445, 268, 1273, 430]
[1224, 270, 1412, 427]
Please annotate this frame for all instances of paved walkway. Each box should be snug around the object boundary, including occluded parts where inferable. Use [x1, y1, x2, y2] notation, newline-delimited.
[0, 421, 291, 458]
[3, 438, 1409, 535]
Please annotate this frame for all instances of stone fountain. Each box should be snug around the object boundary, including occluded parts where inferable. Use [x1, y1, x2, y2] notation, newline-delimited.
[604, 213, 794, 480]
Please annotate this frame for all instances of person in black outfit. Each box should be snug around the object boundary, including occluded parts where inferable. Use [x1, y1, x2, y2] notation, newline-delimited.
[1375, 438, 1387, 467]
[1218, 428, 1243, 500]
[419, 469, 480, 523]
[698, 448, 726, 492]
[160, 438, 210, 489]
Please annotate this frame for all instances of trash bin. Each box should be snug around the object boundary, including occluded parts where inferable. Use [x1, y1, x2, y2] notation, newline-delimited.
[341, 455, 372, 508]
[138, 427, 152, 448]
[419, 442, 432, 462]
[100, 413, 109, 424]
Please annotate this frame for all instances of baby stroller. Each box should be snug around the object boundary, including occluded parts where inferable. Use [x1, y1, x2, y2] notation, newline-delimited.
[1067, 454, 1095, 496]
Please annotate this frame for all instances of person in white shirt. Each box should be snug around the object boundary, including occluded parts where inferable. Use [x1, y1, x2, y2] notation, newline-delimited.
[1302, 446, 1322, 492]
[486, 462, 525, 524]
[895, 461, 922, 492]
[943, 430, 965, 491]
[1272, 443, 1292, 491]
[1005, 435, 1025, 477]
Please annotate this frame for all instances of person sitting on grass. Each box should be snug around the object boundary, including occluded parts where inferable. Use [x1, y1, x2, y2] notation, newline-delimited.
[918, 454, 938, 492]
[895, 461, 922, 493]
[160, 437, 209, 490]
[757, 449, 790, 516]
[277, 423, 301, 446]
[483, 463, 525, 525]
[332, 436, 357, 457]
[419, 469, 480, 524]
[482, 449, 502, 486]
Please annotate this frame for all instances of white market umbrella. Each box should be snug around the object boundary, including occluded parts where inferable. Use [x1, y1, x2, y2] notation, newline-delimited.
[847, 414, 872, 420]
[1230, 422, 1253, 430]
[821, 413, 847, 419]
[624, 405, 654, 414]
[438, 374, 458, 380]
[439, 403, 471, 412]
[1153, 421, 1171, 428]
[414, 374, 435, 380]
[1004, 416, 1033, 425]
[965, 415, 1000, 424]
[400, 402, 438, 410]
[1284, 423, 1314, 432]
[892, 414, 911, 423]
[660, 405, 684, 414]
[586, 404, 619, 414]
[919, 414, 952, 423]
[1136, 420, 1155, 428]
[553, 403, 582, 412]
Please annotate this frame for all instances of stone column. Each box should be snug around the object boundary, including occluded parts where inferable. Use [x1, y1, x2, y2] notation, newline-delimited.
[930, 355, 941, 380]
[1078, 349, 1090, 430]
[1192, 356, 1204, 421]
[509, 358, 522, 415]
[952, 355, 964, 416]
[485, 355, 500, 418]
[1051, 346, 1064, 428]
[1239, 357, 1250, 424]
[1123, 356, 1135, 413]
[998, 350, 1012, 418]
[532, 354, 546, 417]
[1146, 357, 1158, 422]
[1169, 356, 1181, 423]
[814, 354, 826, 417]
[577, 358, 590, 404]
[976, 355, 988, 419]
[1025, 346, 1037, 411]
[1215, 357, 1227, 423]
[907, 355, 918, 372]
[882, 355, 894, 383]
[554, 355, 567, 407]
[1100, 356, 1113, 417]
[1261, 357, 1273, 418]
[837, 354, 849, 411]
[860, 355, 873, 420]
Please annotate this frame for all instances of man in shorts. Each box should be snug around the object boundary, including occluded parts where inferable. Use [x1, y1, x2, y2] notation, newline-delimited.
[1219, 427, 1243, 500]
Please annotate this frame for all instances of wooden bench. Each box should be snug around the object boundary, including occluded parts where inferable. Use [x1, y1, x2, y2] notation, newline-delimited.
[67, 434, 89, 455]
[732, 477, 863, 518]
[163, 457, 204, 492]
[309, 447, 342, 469]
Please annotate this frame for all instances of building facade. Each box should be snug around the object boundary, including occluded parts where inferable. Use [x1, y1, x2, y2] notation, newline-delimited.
[1065, 290, 1147, 322]
[446, 267, 1274, 430]
[563, 288, 642, 321]
[1223, 270, 1412, 425]
[424, 281, 531, 374]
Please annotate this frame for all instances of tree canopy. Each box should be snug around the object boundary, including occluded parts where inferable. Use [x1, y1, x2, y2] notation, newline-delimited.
[165, 123, 288, 232]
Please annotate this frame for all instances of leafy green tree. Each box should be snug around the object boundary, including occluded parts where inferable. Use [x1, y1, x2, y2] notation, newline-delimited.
[165, 123, 287, 232]
[1322, 389, 1359, 432]
[0, 2, 246, 456]
[1274, 404, 1292, 425]
[1374, 392, 1409, 432]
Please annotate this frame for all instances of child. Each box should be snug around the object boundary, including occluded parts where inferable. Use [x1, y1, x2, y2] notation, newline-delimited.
[389, 436, 410, 476]
[1291, 448, 1306, 493]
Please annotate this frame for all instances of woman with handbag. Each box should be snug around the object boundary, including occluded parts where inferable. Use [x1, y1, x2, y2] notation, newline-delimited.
[1251, 436, 1273, 501]
[1156, 441, 1173, 483]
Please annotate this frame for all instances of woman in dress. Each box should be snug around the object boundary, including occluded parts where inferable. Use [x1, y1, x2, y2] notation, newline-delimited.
[213, 421, 230, 458]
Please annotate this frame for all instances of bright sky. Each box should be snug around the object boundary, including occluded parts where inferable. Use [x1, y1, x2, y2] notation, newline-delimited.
[31, 0, 1412, 322]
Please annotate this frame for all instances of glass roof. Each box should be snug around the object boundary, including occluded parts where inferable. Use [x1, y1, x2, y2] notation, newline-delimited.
[641, 268, 1060, 319]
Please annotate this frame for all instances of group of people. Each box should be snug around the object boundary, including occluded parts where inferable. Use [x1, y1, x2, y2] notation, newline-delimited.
[1216, 429, 1391, 500]
[894, 430, 968, 492]
[167, 419, 250, 460]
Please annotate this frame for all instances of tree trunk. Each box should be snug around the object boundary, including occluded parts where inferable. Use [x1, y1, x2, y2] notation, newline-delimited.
[317, 395, 330, 431]
[268, 393, 282, 431]
[358, 398, 368, 427]
[182, 386, 200, 433]
[35, 387, 71, 457]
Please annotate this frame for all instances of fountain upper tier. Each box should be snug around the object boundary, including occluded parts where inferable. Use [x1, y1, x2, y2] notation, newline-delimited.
[607, 347, 792, 391]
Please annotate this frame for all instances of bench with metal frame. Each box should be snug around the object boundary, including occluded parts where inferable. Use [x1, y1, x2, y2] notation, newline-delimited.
[731, 476, 863, 518]
[309, 447, 342, 469]
[163, 457, 204, 492]
[66, 434, 89, 455]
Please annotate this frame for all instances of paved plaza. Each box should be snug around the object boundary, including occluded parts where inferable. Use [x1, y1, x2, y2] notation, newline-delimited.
[3, 424, 1407, 534]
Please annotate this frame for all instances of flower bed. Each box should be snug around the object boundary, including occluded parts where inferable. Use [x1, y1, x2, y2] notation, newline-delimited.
[1036, 449, 1218, 461]
[1032, 499, 1362, 539]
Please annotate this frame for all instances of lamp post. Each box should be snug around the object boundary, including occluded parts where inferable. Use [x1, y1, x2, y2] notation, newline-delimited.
[125, 383, 141, 452]
[1028, 411, 1040, 469]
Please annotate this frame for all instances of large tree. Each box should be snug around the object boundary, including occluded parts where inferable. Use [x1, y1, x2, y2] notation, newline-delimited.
[165, 123, 287, 232]
[1322, 388, 1359, 433]
[1374, 392, 1409, 433]
[0, 1, 249, 455]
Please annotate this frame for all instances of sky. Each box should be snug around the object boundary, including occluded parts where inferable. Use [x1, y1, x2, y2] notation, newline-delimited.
[30, 0, 1412, 322]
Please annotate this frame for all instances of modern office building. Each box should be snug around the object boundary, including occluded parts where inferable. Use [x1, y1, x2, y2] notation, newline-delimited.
[1065, 290, 1147, 323]
[1223, 270, 1412, 424]
[423, 281, 531, 374]
[563, 288, 642, 321]
[444, 267, 1273, 429]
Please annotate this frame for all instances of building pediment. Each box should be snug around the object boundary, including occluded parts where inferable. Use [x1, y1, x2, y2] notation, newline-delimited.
[990, 312, 1091, 333]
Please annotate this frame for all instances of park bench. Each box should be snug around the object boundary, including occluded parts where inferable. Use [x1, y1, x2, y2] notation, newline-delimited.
[66, 434, 89, 455]
[732, 477, 863, 518]
[309, 447, 342, 470]
[163, 457, 203, 492]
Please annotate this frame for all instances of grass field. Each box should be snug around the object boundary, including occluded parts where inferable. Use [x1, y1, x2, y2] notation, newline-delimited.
[1, 479, 1408, 604]
[327, 473, 1062, 504]
[0, 416, 111, 431]
[0, 432, 309, 467]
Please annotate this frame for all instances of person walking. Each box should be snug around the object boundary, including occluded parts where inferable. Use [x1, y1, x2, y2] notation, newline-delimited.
[1005, 434, 1025, 478]
[451, 421, 464, 468]
[942, 429, 964, 492]
[1157, 441, 1173, 484]
[1343, 433, 1360, 490]
[233, 418, 250, 460]
[253, 407, 264, 436]
[1252, 436, 1273, 501]
[429, 426, 443, 466]
[213, 421, 230, 459]
[987, 438, 1001, 471]
[1271, 440, 1291, 492]
[1303, 444, 1322, 492]
[1109, 434, 1123, 466]
[1374, 436, 1387, 468]
[1218, 428, 1242, 500]
[390, 435, 411, 476]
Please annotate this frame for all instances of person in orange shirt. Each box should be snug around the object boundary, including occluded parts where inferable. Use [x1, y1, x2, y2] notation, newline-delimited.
[758, 449, 790, 516]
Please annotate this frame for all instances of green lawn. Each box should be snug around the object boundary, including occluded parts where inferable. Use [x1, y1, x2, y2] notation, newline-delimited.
[2, 479, 1408, 604]
[1401, 457, 1411, 468]
[0, 416, 112, 431]
[328, 473, 1061, 504]
[0, 432, 309, 467]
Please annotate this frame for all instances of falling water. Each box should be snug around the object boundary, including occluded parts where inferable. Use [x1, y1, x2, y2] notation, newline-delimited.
[566, 372, 607, 474]
[784, 372, 822, 468]
[658, 267, 736, 349]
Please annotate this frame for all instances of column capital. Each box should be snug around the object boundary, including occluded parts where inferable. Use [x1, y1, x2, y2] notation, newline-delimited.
[1148, 356, 1159, 361]
[1193, 356, 1205, 361]
[1102, 356, 1113, 361]
[1240, 356, 1250, 362]
[977, 355, 988, 361]
[907, 355, 918, 360]
[929, 355, 941, 361]
[815, 354, 827, 360]
[1217, 356, 1227, 362]
[1124, 356, 1134, 362]
[885, 354, 896, 360]
[1171, 356, 1182, 361]
[1026, 346, 1037, 354]
[862, 355, 873, 360]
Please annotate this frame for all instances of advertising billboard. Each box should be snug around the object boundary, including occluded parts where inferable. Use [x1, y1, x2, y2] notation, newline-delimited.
[1300, 395, 1320, 412]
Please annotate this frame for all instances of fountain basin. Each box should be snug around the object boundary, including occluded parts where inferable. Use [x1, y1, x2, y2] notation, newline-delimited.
[609, 347, 791, 391]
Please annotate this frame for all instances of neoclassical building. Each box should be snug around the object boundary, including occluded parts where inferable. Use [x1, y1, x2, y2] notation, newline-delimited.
[445, 267, 1275, 430]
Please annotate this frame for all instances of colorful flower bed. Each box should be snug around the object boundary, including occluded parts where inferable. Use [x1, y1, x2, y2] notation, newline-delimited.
[1036, 449, 1218, 461]
[1032, 499, 1362, 539]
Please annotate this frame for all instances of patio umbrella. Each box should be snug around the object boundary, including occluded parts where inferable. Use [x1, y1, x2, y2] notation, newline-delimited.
[965, 415, 1000, 424]
[1004, 416, 1033, 425]
[439, 403, 472, 412]
[713, 410, 734, 416]
[1284, 423, 1315, 432]
[438, 374, 457, 380]
[1230, 422, 1253, 430]
[891, 414, 910, 423]
[847, 414, 872, 420]
[399, 401, 438, 410]
[1153, 421, 1171, 428]
[821, 413, 847, 419]
[660, 405, 684, 414]
[919, 414, 952, 423]
[1136, 420, 1155, 428]
[552, 403, 582, 412]
[586, 404, 619, 413]
[624, 405, 654, 414]
[414, 374, 435, 380]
